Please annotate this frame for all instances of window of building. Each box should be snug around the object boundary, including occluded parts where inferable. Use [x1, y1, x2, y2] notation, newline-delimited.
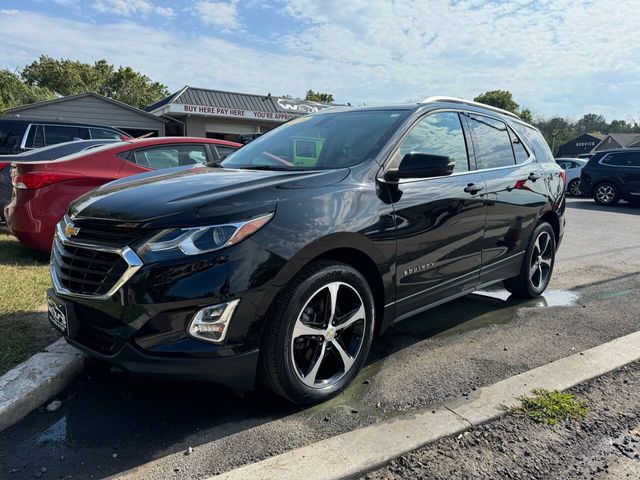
[467, 115, 515, 169]
[398, 112, 469, 173]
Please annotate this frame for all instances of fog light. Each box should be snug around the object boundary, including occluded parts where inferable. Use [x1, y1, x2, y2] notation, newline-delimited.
[188, 299, 240, 343]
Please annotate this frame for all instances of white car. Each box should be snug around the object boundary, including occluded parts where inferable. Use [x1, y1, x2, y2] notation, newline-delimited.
[556, 158, 588, 196]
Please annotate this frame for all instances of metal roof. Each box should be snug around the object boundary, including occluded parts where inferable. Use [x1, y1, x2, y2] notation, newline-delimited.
[146, 86, 331, 115]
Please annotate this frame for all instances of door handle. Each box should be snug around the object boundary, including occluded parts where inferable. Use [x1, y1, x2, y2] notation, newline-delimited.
[528, 172, 542, 181]
[464, 183, 484, 194]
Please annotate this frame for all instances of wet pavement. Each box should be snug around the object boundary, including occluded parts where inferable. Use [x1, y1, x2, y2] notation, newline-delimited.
[1, 198, 640, 479]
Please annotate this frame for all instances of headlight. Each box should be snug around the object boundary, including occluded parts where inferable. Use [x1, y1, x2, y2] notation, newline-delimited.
[137, 212, 273, 259]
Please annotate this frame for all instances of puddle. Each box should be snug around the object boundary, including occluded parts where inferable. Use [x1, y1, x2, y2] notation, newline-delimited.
[35, 416, 67, 444]
[475, 288, 579, 307]
[390, 289, 580, 340]
[599, 289, 636, 300]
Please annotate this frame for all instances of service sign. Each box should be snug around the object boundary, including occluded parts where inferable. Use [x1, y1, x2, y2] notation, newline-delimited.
[169, 103, 300, 122]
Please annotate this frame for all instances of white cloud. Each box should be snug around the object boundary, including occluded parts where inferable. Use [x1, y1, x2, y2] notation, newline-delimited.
[93, 0, 174, 19]
[1, 2, 640, 120]
[193, 1, 240, 30]
[0, 9, 20, 15]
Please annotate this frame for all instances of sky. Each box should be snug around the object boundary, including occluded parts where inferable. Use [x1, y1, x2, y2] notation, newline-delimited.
[0, 0, 639, 121]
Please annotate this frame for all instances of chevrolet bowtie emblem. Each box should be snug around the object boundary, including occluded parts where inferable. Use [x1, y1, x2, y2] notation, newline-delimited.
[65, 224, 80, 238]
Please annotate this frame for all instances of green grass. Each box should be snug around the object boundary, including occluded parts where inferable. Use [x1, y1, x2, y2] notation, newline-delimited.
[512, 388, 589, 425]
[0, 234, 58, 374]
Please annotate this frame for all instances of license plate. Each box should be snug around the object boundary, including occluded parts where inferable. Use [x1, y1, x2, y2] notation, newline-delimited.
[48, 297, 68, 334]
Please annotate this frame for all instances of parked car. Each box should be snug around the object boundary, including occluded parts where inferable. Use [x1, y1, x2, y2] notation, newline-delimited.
[0, 118, 131, 155]
[555, 158, 587, 196]
[5, 137, 241, 251]
[46, 98, 565, 405]
[0, 140, 120, 223]
[580, 149, 640, 206]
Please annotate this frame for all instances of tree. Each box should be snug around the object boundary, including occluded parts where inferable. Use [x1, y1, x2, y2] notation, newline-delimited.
[305, 90, 334, 103]
[0, 69, 55, 111]
[575, 113, 607, 134]
[474, 90, 520, 114]
[519, 108, 534, 124]
[21, 55, 168, 109]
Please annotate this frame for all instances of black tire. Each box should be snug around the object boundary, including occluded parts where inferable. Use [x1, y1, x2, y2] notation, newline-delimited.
[258, 260, 375, 405]
[503, 222, 556, 298]
[593, 181, 620, 206]
[567, 178, 581, 197]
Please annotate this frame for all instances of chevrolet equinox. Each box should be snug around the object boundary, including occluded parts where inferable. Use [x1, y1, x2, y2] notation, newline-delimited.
[48, 97, 565, 404]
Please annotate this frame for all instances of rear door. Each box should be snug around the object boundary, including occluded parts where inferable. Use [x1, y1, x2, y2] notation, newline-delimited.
[465, 113, 549, 283]
[388, 110, 487, 320]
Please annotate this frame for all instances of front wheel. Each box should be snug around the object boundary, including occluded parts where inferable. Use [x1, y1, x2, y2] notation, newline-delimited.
[504, 222, 556, 298]
[259, 261, 375, 405]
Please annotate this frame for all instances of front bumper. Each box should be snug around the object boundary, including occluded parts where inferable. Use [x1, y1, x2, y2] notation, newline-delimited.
[48, 229, 288, 391]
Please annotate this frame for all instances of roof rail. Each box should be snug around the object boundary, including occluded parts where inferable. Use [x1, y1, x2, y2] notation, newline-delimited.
[421, 96, 521, 120]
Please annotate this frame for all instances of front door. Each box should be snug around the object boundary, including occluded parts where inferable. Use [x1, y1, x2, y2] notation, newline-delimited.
[384, 111, 487, 320]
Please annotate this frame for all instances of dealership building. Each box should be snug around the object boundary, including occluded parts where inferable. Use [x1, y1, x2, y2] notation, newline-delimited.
[146, 86, 332, 143]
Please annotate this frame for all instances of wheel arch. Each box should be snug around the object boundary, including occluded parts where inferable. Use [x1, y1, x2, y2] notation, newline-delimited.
[265, 233, 390, 335]
[539, 210, 560, 247]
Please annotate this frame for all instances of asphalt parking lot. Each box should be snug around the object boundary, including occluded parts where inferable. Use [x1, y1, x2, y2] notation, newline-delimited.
[1, 197, 640, 480]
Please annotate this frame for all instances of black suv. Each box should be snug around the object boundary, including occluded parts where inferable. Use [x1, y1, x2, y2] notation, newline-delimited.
[47, 98, 565, 404]
[580, 149, 640, 206]
[0, 118, 129, 154]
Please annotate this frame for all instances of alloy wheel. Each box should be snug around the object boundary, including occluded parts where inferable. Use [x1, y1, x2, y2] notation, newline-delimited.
[596, 184, 615, 204]
[290, 281, 367, 388]
[569, 179, 581, 196]
[529, 231, 553, 290]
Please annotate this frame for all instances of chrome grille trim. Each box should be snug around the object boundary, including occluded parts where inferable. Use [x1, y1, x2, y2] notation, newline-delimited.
[51, 219, 143, 301]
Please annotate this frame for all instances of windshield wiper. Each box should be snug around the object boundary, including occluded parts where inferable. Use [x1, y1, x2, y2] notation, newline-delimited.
[237, 165, 296, 171]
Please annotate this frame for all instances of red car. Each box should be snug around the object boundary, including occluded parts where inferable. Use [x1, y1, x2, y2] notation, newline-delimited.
[5, 137, 241, 251]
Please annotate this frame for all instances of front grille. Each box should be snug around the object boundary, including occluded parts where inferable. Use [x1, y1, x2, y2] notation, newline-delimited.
[70, 219, 147, 247]
[75, 323, 120, 355]
[52, 237, 128, 296]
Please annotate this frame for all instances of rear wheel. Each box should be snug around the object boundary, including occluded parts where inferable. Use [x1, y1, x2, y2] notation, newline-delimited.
[259, 261, 375, 405]
[593, 182, 620, 206]
[504, 222, 555, 298]
[567, 178, 581, 197]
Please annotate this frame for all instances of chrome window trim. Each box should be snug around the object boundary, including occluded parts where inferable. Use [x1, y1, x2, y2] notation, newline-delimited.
[19, 123, 32, 150]
[51, 218, 143, 301]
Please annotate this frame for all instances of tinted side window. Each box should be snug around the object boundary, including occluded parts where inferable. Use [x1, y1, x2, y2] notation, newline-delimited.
[398, 112, 469, 173]
[132, 145, 208, 169]
[513, 125, 555, 164]
[508, 127, 530, 164]
[91, 128, 122, 140]
[44, 125, 90, 146]
[214, 145, 238, 160]
[603, 153, 640, 167]
[27, 125, 45, 148]
[1, 122, 27, 150]
[467, 114, 515, 169]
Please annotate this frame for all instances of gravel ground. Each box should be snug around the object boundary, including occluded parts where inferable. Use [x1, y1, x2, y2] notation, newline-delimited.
[0, 198, 638, 480]
[363, 361, 640, 480]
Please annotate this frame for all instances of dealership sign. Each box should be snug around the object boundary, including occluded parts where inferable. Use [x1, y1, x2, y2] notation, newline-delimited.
[168, 103, 301, 121]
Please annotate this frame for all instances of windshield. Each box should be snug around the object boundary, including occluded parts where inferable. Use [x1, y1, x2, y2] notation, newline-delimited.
[221, 110, 409, 170]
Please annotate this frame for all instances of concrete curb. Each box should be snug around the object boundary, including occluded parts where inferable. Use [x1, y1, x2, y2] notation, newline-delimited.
[0, 338, 85, 432]
[210, 330, 640, 480]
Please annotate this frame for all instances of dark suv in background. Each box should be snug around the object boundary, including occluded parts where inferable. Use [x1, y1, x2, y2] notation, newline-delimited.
[48, 97, 565, 405]
[0, 118, 130, 154]
[580, 149, 640, 206]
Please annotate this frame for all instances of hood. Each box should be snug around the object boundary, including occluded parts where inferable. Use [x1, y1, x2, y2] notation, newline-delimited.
[69, 166, 349, 228]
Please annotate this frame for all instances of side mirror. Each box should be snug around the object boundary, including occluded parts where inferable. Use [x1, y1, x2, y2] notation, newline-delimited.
[384, 153, 455, 181]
